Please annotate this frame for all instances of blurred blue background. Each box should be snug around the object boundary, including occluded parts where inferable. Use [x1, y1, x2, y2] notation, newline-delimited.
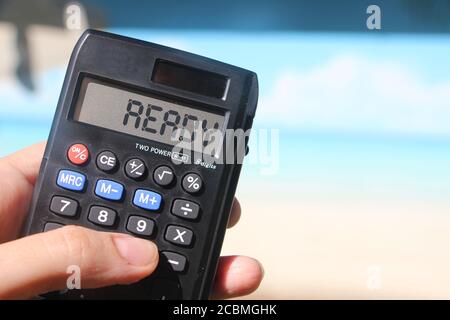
[1, 0, 450, 299]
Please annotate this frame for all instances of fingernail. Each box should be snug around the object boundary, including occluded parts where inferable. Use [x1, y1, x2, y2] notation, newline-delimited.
[113, 236, 158, 266]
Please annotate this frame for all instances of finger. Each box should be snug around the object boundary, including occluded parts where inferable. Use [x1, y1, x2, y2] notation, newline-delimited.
[211, 256, 264, 299]
[0, 226, 159, 299]
[0, 142, 46, 242]
[227, 198, 241, 229]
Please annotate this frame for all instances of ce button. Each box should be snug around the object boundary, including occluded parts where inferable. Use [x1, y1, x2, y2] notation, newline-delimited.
[96, 151, 118, 172]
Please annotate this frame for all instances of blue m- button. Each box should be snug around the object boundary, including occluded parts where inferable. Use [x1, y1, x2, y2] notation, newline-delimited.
[95, 179, 124, 201]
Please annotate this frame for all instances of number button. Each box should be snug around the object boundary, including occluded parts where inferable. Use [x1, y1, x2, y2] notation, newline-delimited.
[161, 252, 187, 272]
[88, 206, 117, 227]
[126, 216, 155, 236]
[96, 151, 118, 172]
[125, 158, 147, 180]
[165, 225, 193, 246]
[50, 196, 78, 217]
[171, 199, 200, 220]
[153, 166, 174, 187]
[182, 173, 203, 194]
[67, 143, 89, 165]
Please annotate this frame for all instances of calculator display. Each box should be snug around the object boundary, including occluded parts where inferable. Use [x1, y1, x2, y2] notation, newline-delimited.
[73, 77, 225, 152]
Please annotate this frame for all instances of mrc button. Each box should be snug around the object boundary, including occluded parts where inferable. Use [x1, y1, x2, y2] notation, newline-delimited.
[133, 189, 162, 211]
[67, 143, 89, 165]
[57, 170, 86, 191]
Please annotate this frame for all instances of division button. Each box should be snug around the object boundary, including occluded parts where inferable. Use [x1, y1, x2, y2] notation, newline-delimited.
[182, 173, 203, 194]
[133, 189, 162, 211]
[88, 206, 117, 227]
[153, 166, 174, 186]
[165, 225, 193, 246]
[96, 151, 118, 172]
[125, 158, 147, 180]
[171, 199, 200, 220]
[67, 143, 89, 165]
[56, 170, 86, 192]
[50, 196, 78, 217]
[43, 222, 64, 232]
[126, 216, 155, 236]
[95, 179, 124, 201]
[161, 251, 187, 272]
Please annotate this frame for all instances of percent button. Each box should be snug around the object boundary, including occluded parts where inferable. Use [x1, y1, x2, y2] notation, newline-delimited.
[182, 173, 203, 194]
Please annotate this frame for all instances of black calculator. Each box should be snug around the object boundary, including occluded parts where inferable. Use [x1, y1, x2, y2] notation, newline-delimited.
[22, 30, 258, 299]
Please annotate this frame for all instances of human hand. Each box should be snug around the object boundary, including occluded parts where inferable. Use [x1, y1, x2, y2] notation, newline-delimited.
[0, 142, 263, 299]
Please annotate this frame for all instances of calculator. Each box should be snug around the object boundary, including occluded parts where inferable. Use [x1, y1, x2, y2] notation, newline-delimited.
[21, 30, 258, 299]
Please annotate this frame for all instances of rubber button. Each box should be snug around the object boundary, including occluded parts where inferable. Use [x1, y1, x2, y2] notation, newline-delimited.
[67, 143, 89, 165]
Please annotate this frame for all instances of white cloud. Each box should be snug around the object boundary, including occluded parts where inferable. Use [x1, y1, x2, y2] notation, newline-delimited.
[259, 55, 450, 136]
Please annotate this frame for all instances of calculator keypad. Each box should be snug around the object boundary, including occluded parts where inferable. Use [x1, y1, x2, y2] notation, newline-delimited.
[50, 145, 206, 279]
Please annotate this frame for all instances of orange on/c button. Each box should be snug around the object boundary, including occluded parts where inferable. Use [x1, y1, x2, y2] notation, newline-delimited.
[67, 143, 89, 165]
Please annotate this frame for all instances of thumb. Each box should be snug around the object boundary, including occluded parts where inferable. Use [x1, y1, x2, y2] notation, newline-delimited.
[0, 226, 159, 299]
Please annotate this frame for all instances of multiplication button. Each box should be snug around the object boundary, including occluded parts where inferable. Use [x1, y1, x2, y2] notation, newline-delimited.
[165, 225, 193, 246]
[125, 158, 147, 180]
